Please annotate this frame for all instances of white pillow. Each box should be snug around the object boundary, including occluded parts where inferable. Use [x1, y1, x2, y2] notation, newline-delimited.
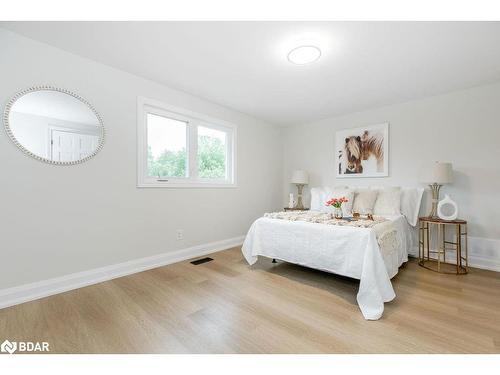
[352, 189, 378, 214]
[401, 187, 424, 226]
[310, 187, 323, 211]
[321, 187, 354, 216]
[373, 187, 402, 216]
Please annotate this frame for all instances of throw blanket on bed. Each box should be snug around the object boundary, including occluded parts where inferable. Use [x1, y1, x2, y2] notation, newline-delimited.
[264, 211, 398, 257]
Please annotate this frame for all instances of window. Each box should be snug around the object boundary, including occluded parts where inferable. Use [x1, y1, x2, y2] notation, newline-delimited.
[146, 113, 188, 178]
[138, 97, 236, 187]
[197, 126, 227, 180]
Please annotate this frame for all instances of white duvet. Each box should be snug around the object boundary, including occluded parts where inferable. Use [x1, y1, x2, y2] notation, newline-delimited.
[241, 214, 413, 320]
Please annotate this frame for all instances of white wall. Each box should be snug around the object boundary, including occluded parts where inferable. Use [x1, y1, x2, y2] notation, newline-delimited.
[0, 29, 283, 290]
[283, 81, 500, 270]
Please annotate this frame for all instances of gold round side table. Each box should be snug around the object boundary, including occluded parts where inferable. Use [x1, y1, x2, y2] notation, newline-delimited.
[418, 217, 468, 275]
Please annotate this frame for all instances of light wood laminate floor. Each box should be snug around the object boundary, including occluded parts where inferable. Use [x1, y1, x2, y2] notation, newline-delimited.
[1, 247, 499, 353]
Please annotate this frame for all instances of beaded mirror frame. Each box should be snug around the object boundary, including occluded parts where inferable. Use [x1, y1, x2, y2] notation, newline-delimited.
[3, 86, 105, 165]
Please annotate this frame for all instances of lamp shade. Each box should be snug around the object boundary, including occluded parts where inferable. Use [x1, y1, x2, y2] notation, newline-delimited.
[419, 162, 453, 184]
[291, 170, 309, 184]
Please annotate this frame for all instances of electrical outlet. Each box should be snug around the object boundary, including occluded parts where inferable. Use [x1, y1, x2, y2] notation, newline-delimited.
[176, 229, 184, 240]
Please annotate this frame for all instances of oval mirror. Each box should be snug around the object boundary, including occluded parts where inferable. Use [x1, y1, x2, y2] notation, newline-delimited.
[4, 86, 104, 165]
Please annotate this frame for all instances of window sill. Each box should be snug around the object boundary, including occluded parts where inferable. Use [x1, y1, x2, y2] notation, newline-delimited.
[137, 181, 238, 189]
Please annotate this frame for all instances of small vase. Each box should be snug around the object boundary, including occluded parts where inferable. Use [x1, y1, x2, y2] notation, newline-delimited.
[437, 194, 458, 221]
[333, 207, 343, 219]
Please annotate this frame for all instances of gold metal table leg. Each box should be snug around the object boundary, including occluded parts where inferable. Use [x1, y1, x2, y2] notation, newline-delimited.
[437, 223, 442, 272]
[464, 224, 469, 272]
[443, 224, 446, 263]
[426, 222, 430, 261]
[456, 224, 460, 275]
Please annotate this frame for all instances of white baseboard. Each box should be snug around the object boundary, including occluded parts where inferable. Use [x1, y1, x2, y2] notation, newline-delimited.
[0, 235, 245, 310]
[466, 236, 500, 272]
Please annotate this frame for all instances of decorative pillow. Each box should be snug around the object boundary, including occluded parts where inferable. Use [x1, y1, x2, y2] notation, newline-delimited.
[310, 187, 323, 211]
[400, 187, 424, 226]
[321, 187, 354, 216]
[373, 187, 402, 216]
[352, 189, 378, 214]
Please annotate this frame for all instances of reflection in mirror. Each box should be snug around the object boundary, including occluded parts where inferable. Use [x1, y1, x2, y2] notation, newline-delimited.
[5, 87, 104, 164]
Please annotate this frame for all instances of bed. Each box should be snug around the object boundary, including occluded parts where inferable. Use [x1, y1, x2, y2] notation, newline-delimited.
[241, 187, 423, 320]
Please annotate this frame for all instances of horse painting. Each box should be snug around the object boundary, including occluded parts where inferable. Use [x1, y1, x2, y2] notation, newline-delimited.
[337, 124, 388, 177]
[344, 135, 364, 174]
[361, 130, 384, 172]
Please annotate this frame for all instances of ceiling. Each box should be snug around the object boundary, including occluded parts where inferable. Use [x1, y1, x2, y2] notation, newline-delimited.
[3, 21, 500, 126]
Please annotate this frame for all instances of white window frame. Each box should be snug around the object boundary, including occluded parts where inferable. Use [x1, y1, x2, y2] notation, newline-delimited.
[137, 96, 237, 188]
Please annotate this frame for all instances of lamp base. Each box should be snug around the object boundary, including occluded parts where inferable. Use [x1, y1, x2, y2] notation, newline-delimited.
[428, 183, 442, 218]
[294, 184, 305, 209]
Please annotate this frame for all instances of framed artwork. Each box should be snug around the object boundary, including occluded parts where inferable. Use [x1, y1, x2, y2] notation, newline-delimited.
[336, 123, 389, 178]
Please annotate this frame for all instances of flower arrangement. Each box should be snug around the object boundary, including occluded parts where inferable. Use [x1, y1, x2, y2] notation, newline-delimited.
[325, 197, 348, 219]
[325, 197, 348, 209]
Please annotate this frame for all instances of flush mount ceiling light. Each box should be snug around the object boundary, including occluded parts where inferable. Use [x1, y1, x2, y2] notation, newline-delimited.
[287, 45, 321, 65]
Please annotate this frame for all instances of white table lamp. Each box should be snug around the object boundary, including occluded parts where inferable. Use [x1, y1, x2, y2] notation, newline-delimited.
[291, 170, 309, 209]
[420, 162, 453, 218]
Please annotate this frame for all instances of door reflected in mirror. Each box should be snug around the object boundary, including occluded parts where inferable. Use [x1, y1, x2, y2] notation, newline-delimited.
[5, 87, 104, 165]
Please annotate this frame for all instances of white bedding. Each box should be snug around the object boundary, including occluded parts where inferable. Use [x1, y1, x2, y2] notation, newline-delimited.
[241, 214, 413, 320]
